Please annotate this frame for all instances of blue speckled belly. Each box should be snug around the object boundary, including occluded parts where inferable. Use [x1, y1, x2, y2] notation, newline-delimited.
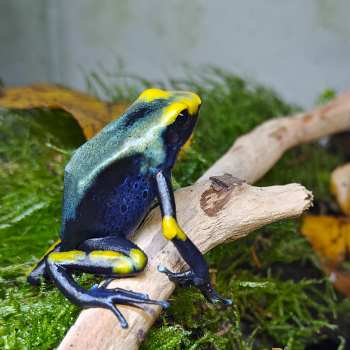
[97, 172, 155, 236]
[60, 157, 156, 250]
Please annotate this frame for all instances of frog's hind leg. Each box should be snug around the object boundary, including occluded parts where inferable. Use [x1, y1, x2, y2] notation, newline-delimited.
[45, 236, 169, 328]
[26, 239, 63, 286]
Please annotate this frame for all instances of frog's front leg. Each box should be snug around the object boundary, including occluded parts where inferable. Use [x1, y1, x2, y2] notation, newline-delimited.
[155, 171, 232, 305]
[45, 236, 169, 328]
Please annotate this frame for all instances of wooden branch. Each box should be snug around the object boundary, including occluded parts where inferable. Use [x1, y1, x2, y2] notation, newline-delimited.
[58, 178, 312, 350]
[58, 89, 350, 350]
[198, 89, 350, 183]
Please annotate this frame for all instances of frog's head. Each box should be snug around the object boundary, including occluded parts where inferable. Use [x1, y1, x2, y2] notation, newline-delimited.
[110, 89, 201, 172]
[136, 89, 201, 164]
[136, 88, 201, 168]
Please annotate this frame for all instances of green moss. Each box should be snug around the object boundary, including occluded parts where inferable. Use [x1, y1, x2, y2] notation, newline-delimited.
[314, 88, 337, 108]
[0, 109, 87, 349]
[0, 69, 348, 349]
[0, 272, 97, 350]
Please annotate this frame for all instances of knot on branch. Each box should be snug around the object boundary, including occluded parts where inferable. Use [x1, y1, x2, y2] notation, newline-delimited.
[200, 174, 246, 217]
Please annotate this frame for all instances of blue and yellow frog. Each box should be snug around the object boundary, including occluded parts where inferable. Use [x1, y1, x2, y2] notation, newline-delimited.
[26, 89, 232, 327]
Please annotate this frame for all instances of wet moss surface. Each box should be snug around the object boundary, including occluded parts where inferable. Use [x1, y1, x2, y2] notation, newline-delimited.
[0, 70, 349, 349]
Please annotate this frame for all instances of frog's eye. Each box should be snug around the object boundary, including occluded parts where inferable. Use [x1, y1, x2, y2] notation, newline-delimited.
[176, 110, 190, 128]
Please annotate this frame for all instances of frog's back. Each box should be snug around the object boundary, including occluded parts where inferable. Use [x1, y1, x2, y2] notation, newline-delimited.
[61, 154, 157, 250]
[60, 98, 168, 250]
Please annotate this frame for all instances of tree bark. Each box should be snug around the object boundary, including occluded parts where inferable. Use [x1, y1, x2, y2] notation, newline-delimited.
[58, 89, 350, 350]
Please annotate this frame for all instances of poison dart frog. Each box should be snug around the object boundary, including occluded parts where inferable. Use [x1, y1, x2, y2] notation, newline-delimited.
[26, 89, 232, 328]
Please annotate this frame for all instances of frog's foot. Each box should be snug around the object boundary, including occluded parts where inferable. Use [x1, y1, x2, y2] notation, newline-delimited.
[46, 237, 170, 328]
[158, 265, 232, 305]
[88, 286, 170, 328]
[91, 277, 149, 301]
[48, 262, 170, 328]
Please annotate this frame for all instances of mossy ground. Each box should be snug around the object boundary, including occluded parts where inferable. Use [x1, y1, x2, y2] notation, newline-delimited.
[0, 68, 349, 349]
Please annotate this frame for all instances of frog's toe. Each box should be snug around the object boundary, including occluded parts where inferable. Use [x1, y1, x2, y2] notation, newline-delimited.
[107, 303, 128, 328]
[109, 292, 170, 309]
[111, 288, 149, 300]
[158, 265, 195, 282]
[158, 265, 178, 281]
[179, 280, 194, 289]
[97, 278, 152, 300]
[157, 265, 169, 274]
[210, 288, 232, 305]
[157, 265, 232, 305]
[197, 283, 232, 305]
[197, 284, 216, 304]
[99, 278, 115, 289]
[90, 283, 99, 291]
[84, 287, 170, 326]
[91, 287, 169, 311]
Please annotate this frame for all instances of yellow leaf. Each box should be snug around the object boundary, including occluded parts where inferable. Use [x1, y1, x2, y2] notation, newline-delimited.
[301, 216, 350, 265]
[330, 163, 350, 216]
[0, 83, 130, 139]
[302, 215, 350, 298]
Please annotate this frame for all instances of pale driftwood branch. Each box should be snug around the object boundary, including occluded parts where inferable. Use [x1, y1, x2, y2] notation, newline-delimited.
[58, 89, 350, 350]
[198, 89, 350, 183]
[58, 178, 312, 350]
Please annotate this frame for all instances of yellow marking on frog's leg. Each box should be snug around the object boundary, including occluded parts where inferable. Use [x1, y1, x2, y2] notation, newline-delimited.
[48, 251, 86, 263]
[26, 263, 39, 277]
[44, 239, 62, 256]
[112, 261, 134, 274]
[26, 239, 62, 276]
[129, 249, 147, 270]
[162, 216, 187, 241]
[89, 250, 125, 262]
[89, 251, 134, 274]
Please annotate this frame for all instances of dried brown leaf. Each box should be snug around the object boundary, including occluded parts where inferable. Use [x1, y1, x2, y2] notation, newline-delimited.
[0, 83, 130, 139]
